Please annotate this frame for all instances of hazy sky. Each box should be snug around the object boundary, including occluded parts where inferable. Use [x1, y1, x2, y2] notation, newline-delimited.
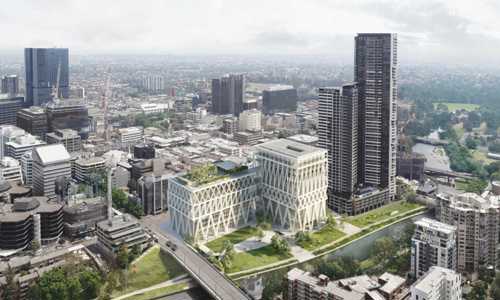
[2, 0, 500, 64]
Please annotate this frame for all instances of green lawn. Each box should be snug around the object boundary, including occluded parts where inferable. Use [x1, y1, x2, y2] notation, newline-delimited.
[122, 283, 188, 300]
[226, 244, 293, 273]
[472, 149, 494, 164]
[433, 102, 480, 112]
[345, 201, 423, 228]
[206, 226, 261, 252]
[113, 246, 187, 296]
[298, 226, 345, 251]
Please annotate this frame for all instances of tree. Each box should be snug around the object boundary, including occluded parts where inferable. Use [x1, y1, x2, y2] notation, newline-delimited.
[31, 240, 40, 252]
[116, 245, 130, 269]
[490, 272, 500, 300]
[371, 237, 396, 264]
[261, 270, 286, 300]
[465, 136, 478, 149]
[316, 257, 361, 280]
[3, 267, 18, 300]
[271, 235, 290, 254]
[79, 270, 102, 300]
[295, 231, 312, 246]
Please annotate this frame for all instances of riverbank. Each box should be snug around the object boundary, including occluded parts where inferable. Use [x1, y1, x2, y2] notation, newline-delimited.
[230, 206, 427, 280]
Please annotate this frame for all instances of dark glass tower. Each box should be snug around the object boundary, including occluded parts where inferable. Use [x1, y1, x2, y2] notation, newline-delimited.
[211, 74, 245, 116]
[25, 48, 69, 107]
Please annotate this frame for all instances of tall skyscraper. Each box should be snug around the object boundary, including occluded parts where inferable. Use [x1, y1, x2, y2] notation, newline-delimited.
[355, 33, 398, 199]
[318, 34, 397, 215]
[25, 48, 69, 107]
[211, 74, 245, 116]
[318, 84, 358, 212]
[1, 75, 20, 96]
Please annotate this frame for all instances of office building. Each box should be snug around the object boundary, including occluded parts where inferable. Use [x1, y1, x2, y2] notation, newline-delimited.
[25, 48, 69, 106]
[0, 125, 26, 159]
[5, 133, 46, 160]
[140, 103, 171, 114]
[21, 152, 33, 186]
[0, 156, 23, 183]
[211, 74, 245, 116]
[411, 218, 457, 279]
[234, 130, 263, 146]
[0, 196, 64, 251]
[355, 33, 398, 200]
[133, 143, 155, 159]
[168, 161, 259, 242]
[63, 197, 107, 239]
[0, 95, 24, 126]
[70, 86, 86, 99]
[16, 106, 48, 139]
[32, 144, 72, 200]
[285, 268, 408, 300]
[256, 139, 327, 233]
[239, 109, 262, 132]
[262, 85, 298, 114]
[137, 172, 171, 215]
[174, 96, 193, 113]
[410, 267, 462, 300]
[1, 75, 19, 96]
[221, 116, 238, 135]
[46, 129, 81, 153]
[438, 193, 499, 275]
[96, 214, 148, 257]
[46, 101, 90, 138]
[73, 156, 106, 183]
[119, 127, 143, 145]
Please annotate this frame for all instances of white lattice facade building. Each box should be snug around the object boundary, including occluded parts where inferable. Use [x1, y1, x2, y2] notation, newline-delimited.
[256, 139, 328, 233]
[168, 166, 259, 242]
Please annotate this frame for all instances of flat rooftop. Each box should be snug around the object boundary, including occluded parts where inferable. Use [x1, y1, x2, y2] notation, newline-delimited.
[415, 217, 456, 235]
[257, 139, 326, 159]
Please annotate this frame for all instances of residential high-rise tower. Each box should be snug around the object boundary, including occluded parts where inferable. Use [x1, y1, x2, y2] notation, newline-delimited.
[318, 34, 397, 215]
[355, 33, 398, 199]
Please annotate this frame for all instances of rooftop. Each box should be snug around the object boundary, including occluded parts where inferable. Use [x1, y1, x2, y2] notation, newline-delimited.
[256, 139, 326, 159]
[33, 144, 71, 165]
[415, 217, 456, 235]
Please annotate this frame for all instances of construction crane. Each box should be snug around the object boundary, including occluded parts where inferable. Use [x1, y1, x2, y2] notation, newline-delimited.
[102, 71, 112, 141]
[51, 59, 62, 103]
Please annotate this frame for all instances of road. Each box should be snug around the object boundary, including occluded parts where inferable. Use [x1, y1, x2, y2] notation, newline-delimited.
[141, 214, 251, 300]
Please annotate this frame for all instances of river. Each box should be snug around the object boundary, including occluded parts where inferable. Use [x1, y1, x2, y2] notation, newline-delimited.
[239, 212, 431, 297]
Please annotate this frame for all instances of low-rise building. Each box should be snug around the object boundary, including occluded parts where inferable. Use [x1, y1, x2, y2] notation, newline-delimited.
[410, 266, 462, 300]
[63, 197, 107, 239]
[168, 161, 259, 242]
[411, 218, 456, 279]
[286, 268, 408, 300]
[118, 127, 143, 145]
[32, 144, 72, 200]
[73, 156, 106, 183]
[234, 130, 263, 146]
[96, 214, 148, 257]
[46, 129, 82, 153]
[0, 156, 23, 183]
[5, 133, 46, 160]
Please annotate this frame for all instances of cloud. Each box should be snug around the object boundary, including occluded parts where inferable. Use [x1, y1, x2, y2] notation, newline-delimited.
[1, 0, 500, 64]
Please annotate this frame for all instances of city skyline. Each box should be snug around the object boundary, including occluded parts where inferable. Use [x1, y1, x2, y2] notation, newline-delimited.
[0, 0, 499, 65]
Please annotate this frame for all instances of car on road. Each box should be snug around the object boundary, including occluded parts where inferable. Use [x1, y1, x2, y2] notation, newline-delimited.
[165, 240, 177, 251]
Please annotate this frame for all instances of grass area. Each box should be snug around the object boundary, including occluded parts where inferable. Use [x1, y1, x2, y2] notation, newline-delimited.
[299, 226, 345, 251]
[314, 207, 427, 256]
[472, 149, 495, 164]
[205, 226, 261, 252]
[345, 201, 423, 228]
[226, 244, 293, 273]
[113, 246, 187, 297]
[122, 283, 188, 300]
[433, 102, 480, 112]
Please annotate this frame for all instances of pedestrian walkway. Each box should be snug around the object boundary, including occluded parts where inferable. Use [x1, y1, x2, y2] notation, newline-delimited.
[113, 275, 192, 300]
